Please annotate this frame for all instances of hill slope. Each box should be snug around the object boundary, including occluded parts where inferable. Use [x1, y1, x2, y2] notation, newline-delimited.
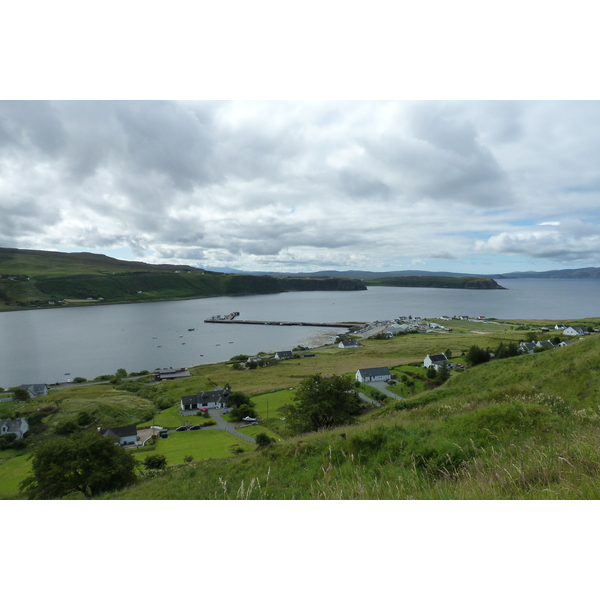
[106, 334, 600, 500]
[0, 248, 365, 309]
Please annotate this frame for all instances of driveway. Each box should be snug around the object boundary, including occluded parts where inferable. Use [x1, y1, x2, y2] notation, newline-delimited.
[365, 380, 408, 401]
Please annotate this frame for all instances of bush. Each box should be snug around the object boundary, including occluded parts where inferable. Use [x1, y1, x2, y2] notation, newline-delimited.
[183, 455, 194, 463]
[76, 411, 94, 427]
[255, 432, 275, 448]
[143, 454, 167, 470]
[56, 420, 79, 435]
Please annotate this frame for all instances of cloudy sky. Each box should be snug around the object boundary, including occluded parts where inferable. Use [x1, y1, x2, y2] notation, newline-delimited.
[1, 100, 599, 274]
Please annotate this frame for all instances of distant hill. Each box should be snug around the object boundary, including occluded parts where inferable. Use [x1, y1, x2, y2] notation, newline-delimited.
[0, 248, 365, 310]
[206, 266, 600, 280]
[368, 276, 506, 290]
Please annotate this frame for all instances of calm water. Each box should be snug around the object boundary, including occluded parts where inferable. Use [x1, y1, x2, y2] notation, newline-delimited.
[1, 278, 600, 388]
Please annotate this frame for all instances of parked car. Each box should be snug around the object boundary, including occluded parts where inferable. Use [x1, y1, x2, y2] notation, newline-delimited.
[242, 416, 257, 422]
[175, 426, 187, 432]
[189, 424, 201, 430]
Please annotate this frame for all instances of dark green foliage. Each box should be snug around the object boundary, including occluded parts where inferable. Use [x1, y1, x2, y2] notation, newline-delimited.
[283, 374, 363, 433]
[247, 361, 258, 370]
[494, 342, 520, 359]
[226, 391, 252, 409]
[183, 455, 194, 463]
[76, 411, 94, 427]
[0, 433, 18, 450]
[12, 388, 30, 402]
[143, 454, 168, 470]
[255, 432, 275, 448]
[435, 362, 451, 385]
[73, 377, 87, 383]
[466, 345, 491, 366]
[229, 404, 258, 421]
[230, 354, 249, 362]
[55, 420, 79, 435]
[20, 431, 137, 499]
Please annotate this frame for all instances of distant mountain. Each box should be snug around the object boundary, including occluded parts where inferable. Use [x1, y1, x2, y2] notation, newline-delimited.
[205, 266, 600, 280]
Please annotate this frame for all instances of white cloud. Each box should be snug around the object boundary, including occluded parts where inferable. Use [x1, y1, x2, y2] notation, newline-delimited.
[1, 101, 600, 272]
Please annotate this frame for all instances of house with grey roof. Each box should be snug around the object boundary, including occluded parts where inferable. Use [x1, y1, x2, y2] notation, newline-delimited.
[98, 424, 138, 445]
[355, 367, 391, 383]
[20, 383, 48, 398]
[519, 342, 537, 354]
[423, 353, 450, 369]
[339, 340, 363, 348]
[0, 418, 29, 440]
[274, 351, 293, 360]
[180, 386, 231, 411]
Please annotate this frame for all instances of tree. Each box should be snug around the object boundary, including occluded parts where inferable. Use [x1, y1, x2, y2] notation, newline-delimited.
[283, 374, 363, 433]
[465, 345, 491, 366]
[435, 362, 451, 385]
[12, 388, 30, 402]
[20, 431, 137, 499]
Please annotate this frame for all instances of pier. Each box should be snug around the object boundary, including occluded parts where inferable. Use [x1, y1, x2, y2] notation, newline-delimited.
[204, 318, 366, 328]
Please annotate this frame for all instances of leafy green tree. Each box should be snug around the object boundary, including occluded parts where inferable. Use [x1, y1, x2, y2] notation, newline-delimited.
[465, 345, 491, 366]
[143, 454, 167, 470]
[226, 391, 251, 408]
[444, 348, 453, 359]
[115, 368, 128, 378]
[12, 388, 30, 402]
[76, 411, 93, 426]
[283, 374, 363, 433]
[20, 432, 137, 499]
[435, 362, 451, 385]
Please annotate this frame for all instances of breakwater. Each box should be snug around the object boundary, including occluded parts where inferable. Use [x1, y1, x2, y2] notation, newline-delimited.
[204, 318, 366, 328]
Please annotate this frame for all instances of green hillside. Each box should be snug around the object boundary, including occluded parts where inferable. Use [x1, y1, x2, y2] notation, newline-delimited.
[368, 275, 505, 289]
[103, 332, 600, 500]
[0, 247, 366, 310]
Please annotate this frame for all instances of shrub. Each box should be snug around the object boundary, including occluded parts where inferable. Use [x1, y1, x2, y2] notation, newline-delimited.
[255, 432, 275, 448]
[143, 454, 167, 470]
[76, 411, 94, 427]
[183, 455, 194, 463]
[56, 420, 79, 435]
[73, 377, 87, 383]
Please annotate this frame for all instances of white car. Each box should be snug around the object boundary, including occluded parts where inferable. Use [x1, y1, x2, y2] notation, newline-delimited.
[242, 416, 257, 422]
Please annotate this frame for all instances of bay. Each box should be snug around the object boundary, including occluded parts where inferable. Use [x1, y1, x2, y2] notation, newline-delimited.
[1, 278, 600, 389]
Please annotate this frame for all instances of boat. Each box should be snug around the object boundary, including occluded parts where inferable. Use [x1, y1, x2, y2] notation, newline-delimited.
[188, 328, 195, 331]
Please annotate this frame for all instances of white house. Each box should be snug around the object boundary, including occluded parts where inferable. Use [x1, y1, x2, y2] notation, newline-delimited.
[563, 326, 587, 336]
[355, 367, 391, 383]
[0, 418, 29, 439]
[180, 386, 230, 411]
[423, 354, 449, 369]
[274, 351, 293, 360]
[339, 340, 363, 349]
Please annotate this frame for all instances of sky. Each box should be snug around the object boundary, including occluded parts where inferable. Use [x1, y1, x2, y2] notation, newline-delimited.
[2, 100, 600, 274]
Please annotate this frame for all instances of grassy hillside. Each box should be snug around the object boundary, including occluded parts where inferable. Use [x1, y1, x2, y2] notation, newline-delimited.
[0, 247, 365, 310]
[368, 275, 505, 289]
[105, 333, 600, 499]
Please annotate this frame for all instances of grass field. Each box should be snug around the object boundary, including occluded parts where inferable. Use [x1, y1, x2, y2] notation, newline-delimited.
[148, 429, 255, 464]
[0, 454, 31, 499]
